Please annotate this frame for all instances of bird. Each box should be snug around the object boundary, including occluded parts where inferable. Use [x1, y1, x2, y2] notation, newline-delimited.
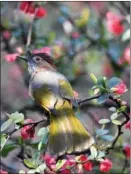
[19, 52, 95, 157]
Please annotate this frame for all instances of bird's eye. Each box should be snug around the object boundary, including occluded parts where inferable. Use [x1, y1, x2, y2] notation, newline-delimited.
[33, 56, 43, 63]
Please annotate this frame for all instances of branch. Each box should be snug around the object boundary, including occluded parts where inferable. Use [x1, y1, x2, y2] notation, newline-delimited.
[78, 95, 101, 106]
[26, 15, 35, 51]
[105, 95, 130, 153]
[0, 118, 48, 152]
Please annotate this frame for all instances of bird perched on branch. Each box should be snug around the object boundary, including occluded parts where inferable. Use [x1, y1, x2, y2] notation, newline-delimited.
[19, 52, 94, 156]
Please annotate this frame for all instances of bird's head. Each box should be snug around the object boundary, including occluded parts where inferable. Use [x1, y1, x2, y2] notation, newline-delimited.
[18, 51, 55, 75]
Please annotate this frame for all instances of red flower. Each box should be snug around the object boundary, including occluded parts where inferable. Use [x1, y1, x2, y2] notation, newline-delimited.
[19, 2, 47, 18]
[125, 121, 130, 130]
[123, 145, 130, 159]
[60, 159, 75, 171]
[36, 7, 47, 18]
[83, 161, 93, 171]
[61, 169, 71, 174]
[19, 2, 30, 11]
[0, 170, 8, 174]
[43, 154, 56, 170]
[106, 12, 124, 36]
[21, 119, 35, 139]
[5, 53, 18, 62]
[79, 155, 88, 162]
[111, 81, 127, 95]
[100, 158, 112, 172]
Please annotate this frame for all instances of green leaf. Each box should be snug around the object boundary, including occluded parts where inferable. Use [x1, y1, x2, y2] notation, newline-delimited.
[109, 107, 116, 112]
[10, 112, 24, 123]
[90, 73, 97, 84]
[97, 151, 105, 159]
[102, 135, 114, 141]
[38, 141, 43, 151]
[24, 159, 37, 169]
[35, 163, 46, 173]
[97, 77, 107, 89]
[0, 134, 7, 150]
[118, 106, 126, 112]
[48, 32, 56, 43]
[90, 146, 97, 158]
[56, 159, 67, 170]
[94, 88, 100, 95]
[97, 94, 109, 104]
[96, 129, 109, 136]
[122, 29, 130, 41]
[37, 127, 48, 137]
[112, 120, 121, 125]
[1, 119, 12, 132]
[110, 113, 118, 120]
[99, 119, 110, 124]
[107, 77, 122, 89]
[0, 143, 17, 157]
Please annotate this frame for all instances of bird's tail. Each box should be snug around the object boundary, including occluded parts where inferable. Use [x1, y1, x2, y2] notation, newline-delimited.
[47, 101, 94, 156]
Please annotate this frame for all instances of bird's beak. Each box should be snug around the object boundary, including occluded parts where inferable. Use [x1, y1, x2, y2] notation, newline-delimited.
[17, 56, 28, 62]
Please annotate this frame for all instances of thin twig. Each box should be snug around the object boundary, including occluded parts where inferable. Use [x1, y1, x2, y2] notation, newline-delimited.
[26, 16, 35, 51]
[121, 155, 128, 174]
[78, 95, 101, 106]
[0, 118, 47, 152]
[105, 95, 130, 153]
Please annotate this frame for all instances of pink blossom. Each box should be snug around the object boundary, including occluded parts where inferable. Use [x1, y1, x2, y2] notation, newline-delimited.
[100, 158, 112, 172]
[16, 47, 23, 54]
[0, 170, 8, 174]
[3, 30, 11, 39]
[106, 12, 125, 36]
[111, 81, 127, 95]
[21, 119, 35, 139]
[43, 154, 56, 170]
[5, 53, 18, 62]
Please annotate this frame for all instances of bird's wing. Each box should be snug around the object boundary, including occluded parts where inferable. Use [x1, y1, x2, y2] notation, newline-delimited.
[58, 79, 78, 107]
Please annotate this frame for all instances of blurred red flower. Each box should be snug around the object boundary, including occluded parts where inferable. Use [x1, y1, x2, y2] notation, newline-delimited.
[106, 12, 124, 36]
[100, 158, 112, 172]
[19, 2, 47, 18]
[0, 170, 8, 174]
[83, 161, 93, 171]
[123, 145, 130, 159]
[3, 30, 11, 39]
[43, 154, 56, 170]
[111, 81, 127, 95]
[21, 119, 35, 139]
[71, 32, 80, 39]
[79, 155, 87, 162]
[61, 169, 71, 174]
[125, 121, 130, 130]
[5, 53, 18, 62]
